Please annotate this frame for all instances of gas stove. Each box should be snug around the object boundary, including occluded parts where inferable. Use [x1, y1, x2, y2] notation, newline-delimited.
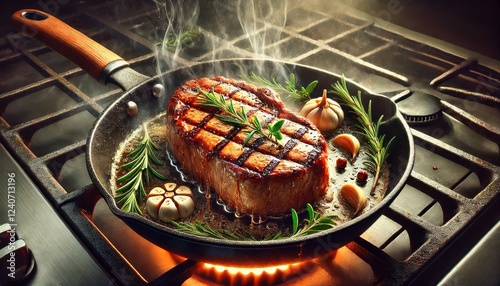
[0, 1, 499, 285]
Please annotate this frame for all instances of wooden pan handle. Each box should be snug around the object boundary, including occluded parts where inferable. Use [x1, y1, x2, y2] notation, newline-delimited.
[11, 9, 128, 82]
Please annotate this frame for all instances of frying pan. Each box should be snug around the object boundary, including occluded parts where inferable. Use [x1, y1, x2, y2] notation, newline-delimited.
[12, 9, 414, 267]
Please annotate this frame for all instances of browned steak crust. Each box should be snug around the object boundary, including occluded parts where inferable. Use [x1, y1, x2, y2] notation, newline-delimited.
[166, 76, 329, 216]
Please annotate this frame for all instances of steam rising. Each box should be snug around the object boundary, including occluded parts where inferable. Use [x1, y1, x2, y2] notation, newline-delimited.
[153, 0, 201, 72]
[235, 0, 287, 58]
[153, 0, 293, 86]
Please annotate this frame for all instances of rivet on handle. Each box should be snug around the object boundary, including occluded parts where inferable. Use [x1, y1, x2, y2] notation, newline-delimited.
[21, 11, 48, 21]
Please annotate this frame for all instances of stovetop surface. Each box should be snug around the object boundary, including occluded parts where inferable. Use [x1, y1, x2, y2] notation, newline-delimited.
[0, 144, 114, 285]
[0, 1, 499, 285]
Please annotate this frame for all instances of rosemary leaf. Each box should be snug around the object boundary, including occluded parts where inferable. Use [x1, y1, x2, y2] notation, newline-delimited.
[215, 114, 245, 127]
[243, 130, 257, 147]
[128, 145, 145, 158]
[306, 203, 314, 223]
[291, 208, 299, 235]
[117, 159, 143, 182]
[149, 166, 169, 181]
[120, 156, 142, 169]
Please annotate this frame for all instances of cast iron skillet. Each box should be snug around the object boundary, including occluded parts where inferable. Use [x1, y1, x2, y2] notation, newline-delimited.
[13, 9, 414, 267]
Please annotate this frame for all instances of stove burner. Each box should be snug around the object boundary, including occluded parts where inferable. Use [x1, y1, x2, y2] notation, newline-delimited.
[397, 92, 442, 124]
[187, 248, 375, 286]
[199, 262, 309, 285]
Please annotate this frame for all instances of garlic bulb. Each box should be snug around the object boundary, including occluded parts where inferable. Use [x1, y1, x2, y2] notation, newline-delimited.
[146, 183, 195, 222]
[300, 89, 344, 132]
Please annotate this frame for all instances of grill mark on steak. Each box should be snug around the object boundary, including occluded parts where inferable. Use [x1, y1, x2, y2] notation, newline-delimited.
[225, 126, 241, 140]
[262, 158, 281, 176]
[248, 137, 266, 149]
[236, 148, 256, 166]
[291, 127, 307, 139]
[280, 139, 298, 159]
[207, 138, 229, 160]
[306, 149, 321, 166]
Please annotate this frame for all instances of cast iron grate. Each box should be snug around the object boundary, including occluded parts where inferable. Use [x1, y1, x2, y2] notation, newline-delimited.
[0, 1, 498, 285]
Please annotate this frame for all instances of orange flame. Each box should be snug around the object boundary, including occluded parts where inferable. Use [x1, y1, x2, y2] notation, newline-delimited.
[203, 262, 296, 276]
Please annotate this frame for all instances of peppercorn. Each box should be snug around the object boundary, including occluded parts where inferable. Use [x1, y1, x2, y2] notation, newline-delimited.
[356, 170, 368, 182]
[336, 157, 347, 169]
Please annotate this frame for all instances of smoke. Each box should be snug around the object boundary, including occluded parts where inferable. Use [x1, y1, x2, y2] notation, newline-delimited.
[152, 0, 293, 85]
[235, 0, 288, 59]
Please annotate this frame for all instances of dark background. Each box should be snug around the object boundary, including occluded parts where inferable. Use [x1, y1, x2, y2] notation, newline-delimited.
[341, 0, 500, 61]
[2, 0, 499, 61]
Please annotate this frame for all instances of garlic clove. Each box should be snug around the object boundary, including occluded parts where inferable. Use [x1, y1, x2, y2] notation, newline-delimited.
[340, 183, 367, 216]
[146, 195, 164, 219]
[164, 182, 177, 191]
[149, 187, 165, 197]
[173, 195, 195, 218]
[158, 198, 180, 222]
[332, 134, 360, 160]
[175, 185, 193, 197]
[164, 191, 175, 198]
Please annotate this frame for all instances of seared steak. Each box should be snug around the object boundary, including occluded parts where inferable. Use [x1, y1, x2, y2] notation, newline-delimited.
[165, 76, 329, 216]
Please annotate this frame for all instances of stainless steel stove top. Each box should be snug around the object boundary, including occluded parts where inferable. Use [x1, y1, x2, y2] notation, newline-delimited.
[0, 1, 498, 285]
[0, 144, 114, 285]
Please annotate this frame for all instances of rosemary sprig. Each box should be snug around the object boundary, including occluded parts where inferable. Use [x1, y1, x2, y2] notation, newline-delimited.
[115, 124, 168, 215]
[241, 72, 318, 103]
[197, 88, 285, 146]
[170, 204, 337, 241]
[290, 203, 337, 238]
[330, 76, 395, 194]
[169, 221, 258, 240]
